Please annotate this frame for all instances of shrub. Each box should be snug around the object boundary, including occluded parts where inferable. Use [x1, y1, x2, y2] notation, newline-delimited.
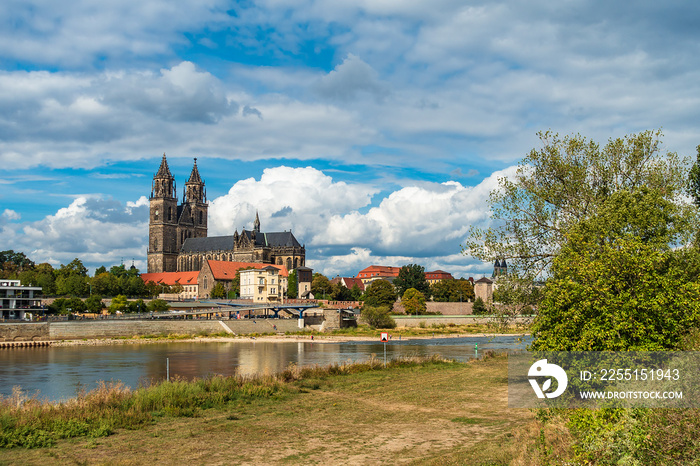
[361, 306, 397, 329]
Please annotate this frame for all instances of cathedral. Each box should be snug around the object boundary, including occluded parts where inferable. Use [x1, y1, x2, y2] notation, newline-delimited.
[147, 154, 305, 274]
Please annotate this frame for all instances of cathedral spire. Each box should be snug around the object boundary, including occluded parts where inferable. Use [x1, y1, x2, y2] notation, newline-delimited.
[254, 211, 261, 232]
[156, 153, 173, 178]
[152, 153, 176, 199]
[187, 157, 202, 184]
[184, 157, 205, 204]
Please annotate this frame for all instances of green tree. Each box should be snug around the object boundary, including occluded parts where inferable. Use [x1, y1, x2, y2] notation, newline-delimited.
[128, 299, 146, 314]
[402, 288, 426, 315]
[311, 273, 331, 299]
[85, 295, 104, 313]
[393, 264, 429, 296]
[34, 263, 56, 295]
[686, 144, 700, 207]
[330, 282, 353, 301]
[210, 282, 227, 299]
[0, 250, 35, 278]
[464, 130, 689, 276]
[57, 258, 89, 278]
[362, 280, 397, 308]
[430, 279, 475, 302]
[56, 274, 89, 296]
[147, 299, 170, 313]
[109, 295, 128, 314]
[471, 297, 488, 315]
[287, 269, 298, 299]
[361, 306, 397, 329]
[350, 283, 363, 301]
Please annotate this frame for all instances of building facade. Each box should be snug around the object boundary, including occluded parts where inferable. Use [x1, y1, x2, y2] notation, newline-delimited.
[147, 154, 305, 274]
[425, 270, 454, 285]
[0, 280, 43, 320]
[240, 266, 287, 303]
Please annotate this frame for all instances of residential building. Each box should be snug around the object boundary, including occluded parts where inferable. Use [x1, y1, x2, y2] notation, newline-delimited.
[0, 280, 42, 320]
[199, 260, 288, 299]
[240, 266, 287, 303]
[425, 270, 454, 285]
[356, 265, 401, 285]
[296, 266, 313, 299]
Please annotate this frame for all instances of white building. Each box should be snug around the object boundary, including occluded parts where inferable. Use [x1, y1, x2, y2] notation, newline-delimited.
[240, 266, 287, 303]
[0, 280, 43, 320]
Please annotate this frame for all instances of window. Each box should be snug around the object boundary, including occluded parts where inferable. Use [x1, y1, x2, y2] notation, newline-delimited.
[199, 211, 203, 224]
[154, 209, 159, 221]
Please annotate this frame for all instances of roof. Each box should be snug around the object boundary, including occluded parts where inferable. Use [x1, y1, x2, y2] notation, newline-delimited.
[141, 271, 200, 286]
[155, 153, 173, 178]
[181, 230, 303, 253]
[206, 260, 289, 280]
[356, 265, 401, 278]
[475, 277, 493, 284]
[187, 158, 202, 184]
[330, 277, 365, 291]
[426, 270, 453, 278]
[181, 236, 235, 252]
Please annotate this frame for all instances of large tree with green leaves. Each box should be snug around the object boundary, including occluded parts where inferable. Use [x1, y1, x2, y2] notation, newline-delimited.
[393, 264, 429, 296]
[430, 279, 475, 302]
[310, 273, 331, 299]
[362, 280, 397, 308]
[401, 288, 426, 315]
[464, 130, 689, 276]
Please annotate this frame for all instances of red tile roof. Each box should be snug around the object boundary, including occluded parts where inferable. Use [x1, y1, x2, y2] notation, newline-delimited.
[141, 271, 200, 286]
[330, 277, 365, 291]
[356, 265, 401, 279]
[206, 260, 289, 279]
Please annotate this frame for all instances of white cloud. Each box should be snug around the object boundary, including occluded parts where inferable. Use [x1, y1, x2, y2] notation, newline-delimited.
[315, 54, 389, 102]
[0, 196, 149, 272]
[2, 209, 21, 221]
[209, 165, 517, 277]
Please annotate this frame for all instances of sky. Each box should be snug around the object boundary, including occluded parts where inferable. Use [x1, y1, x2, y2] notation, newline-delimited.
[1, 0, 699, 279]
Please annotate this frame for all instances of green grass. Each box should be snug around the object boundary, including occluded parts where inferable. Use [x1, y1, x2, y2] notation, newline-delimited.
[0, 353, 541, 465]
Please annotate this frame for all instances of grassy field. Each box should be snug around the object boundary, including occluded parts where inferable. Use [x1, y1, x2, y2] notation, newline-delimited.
[0, 354, 548, 465]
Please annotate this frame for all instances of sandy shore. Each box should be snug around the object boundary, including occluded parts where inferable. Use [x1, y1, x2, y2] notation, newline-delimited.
[50, 332, 529, 347]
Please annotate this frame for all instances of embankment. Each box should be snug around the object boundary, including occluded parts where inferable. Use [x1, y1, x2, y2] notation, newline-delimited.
[0, 319, 302, 342]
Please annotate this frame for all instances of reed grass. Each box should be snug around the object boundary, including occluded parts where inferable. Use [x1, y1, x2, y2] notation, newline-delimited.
[0, 355, 455, 449]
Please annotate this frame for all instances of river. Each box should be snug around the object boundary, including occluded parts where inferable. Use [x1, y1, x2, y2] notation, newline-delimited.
[0, 335, 531, 402]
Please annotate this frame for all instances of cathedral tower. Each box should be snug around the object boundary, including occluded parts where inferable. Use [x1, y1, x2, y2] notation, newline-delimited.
[176, 158, 208, 252]
[148, 154, 179, 273]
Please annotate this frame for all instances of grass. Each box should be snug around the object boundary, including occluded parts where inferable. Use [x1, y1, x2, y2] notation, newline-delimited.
[292, 323, 530, 338]
[0, 353, 545, 465]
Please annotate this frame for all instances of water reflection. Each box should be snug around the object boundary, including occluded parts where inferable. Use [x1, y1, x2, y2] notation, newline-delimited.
[0, 336, 531, 402]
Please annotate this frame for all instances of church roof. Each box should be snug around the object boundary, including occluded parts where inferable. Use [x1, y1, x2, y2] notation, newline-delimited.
[187, 158, 202, 184]
[181, 236, 235, 252]
[180, 230, 303, 253]
[155, 153, 173, 178]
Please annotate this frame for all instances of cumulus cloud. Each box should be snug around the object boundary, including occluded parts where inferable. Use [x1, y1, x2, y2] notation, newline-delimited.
[0, 196, 149, 272]
[2, 209, 21, 221]
[315, 54, 389, 102]
[208, 166, 378, 239]
[207, 165, 517, 277]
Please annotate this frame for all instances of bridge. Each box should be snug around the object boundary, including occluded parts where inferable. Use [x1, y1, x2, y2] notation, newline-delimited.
[162, 301, 322, 320]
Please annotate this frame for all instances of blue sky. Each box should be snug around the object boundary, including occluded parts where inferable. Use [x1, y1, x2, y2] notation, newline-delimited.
[1, 1, 699, 279]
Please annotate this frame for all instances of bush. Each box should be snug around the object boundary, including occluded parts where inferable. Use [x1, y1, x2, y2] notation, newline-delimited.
[472, 297, 488, 315]
[361, 306, 397, 329]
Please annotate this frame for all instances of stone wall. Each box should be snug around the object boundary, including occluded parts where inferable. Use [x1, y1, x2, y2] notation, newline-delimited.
[1, 319, 302, 341]
[392, 302, 474, 315]
[0, 323, 49, 341]
[392, 315, 533, 328]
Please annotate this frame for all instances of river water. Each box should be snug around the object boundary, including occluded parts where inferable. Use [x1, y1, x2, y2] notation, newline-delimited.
[0, 335, 531, 402]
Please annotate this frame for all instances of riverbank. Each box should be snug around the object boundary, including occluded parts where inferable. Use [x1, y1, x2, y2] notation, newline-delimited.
[49, 330, 530, 347]
[0, 353, 546, 464]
